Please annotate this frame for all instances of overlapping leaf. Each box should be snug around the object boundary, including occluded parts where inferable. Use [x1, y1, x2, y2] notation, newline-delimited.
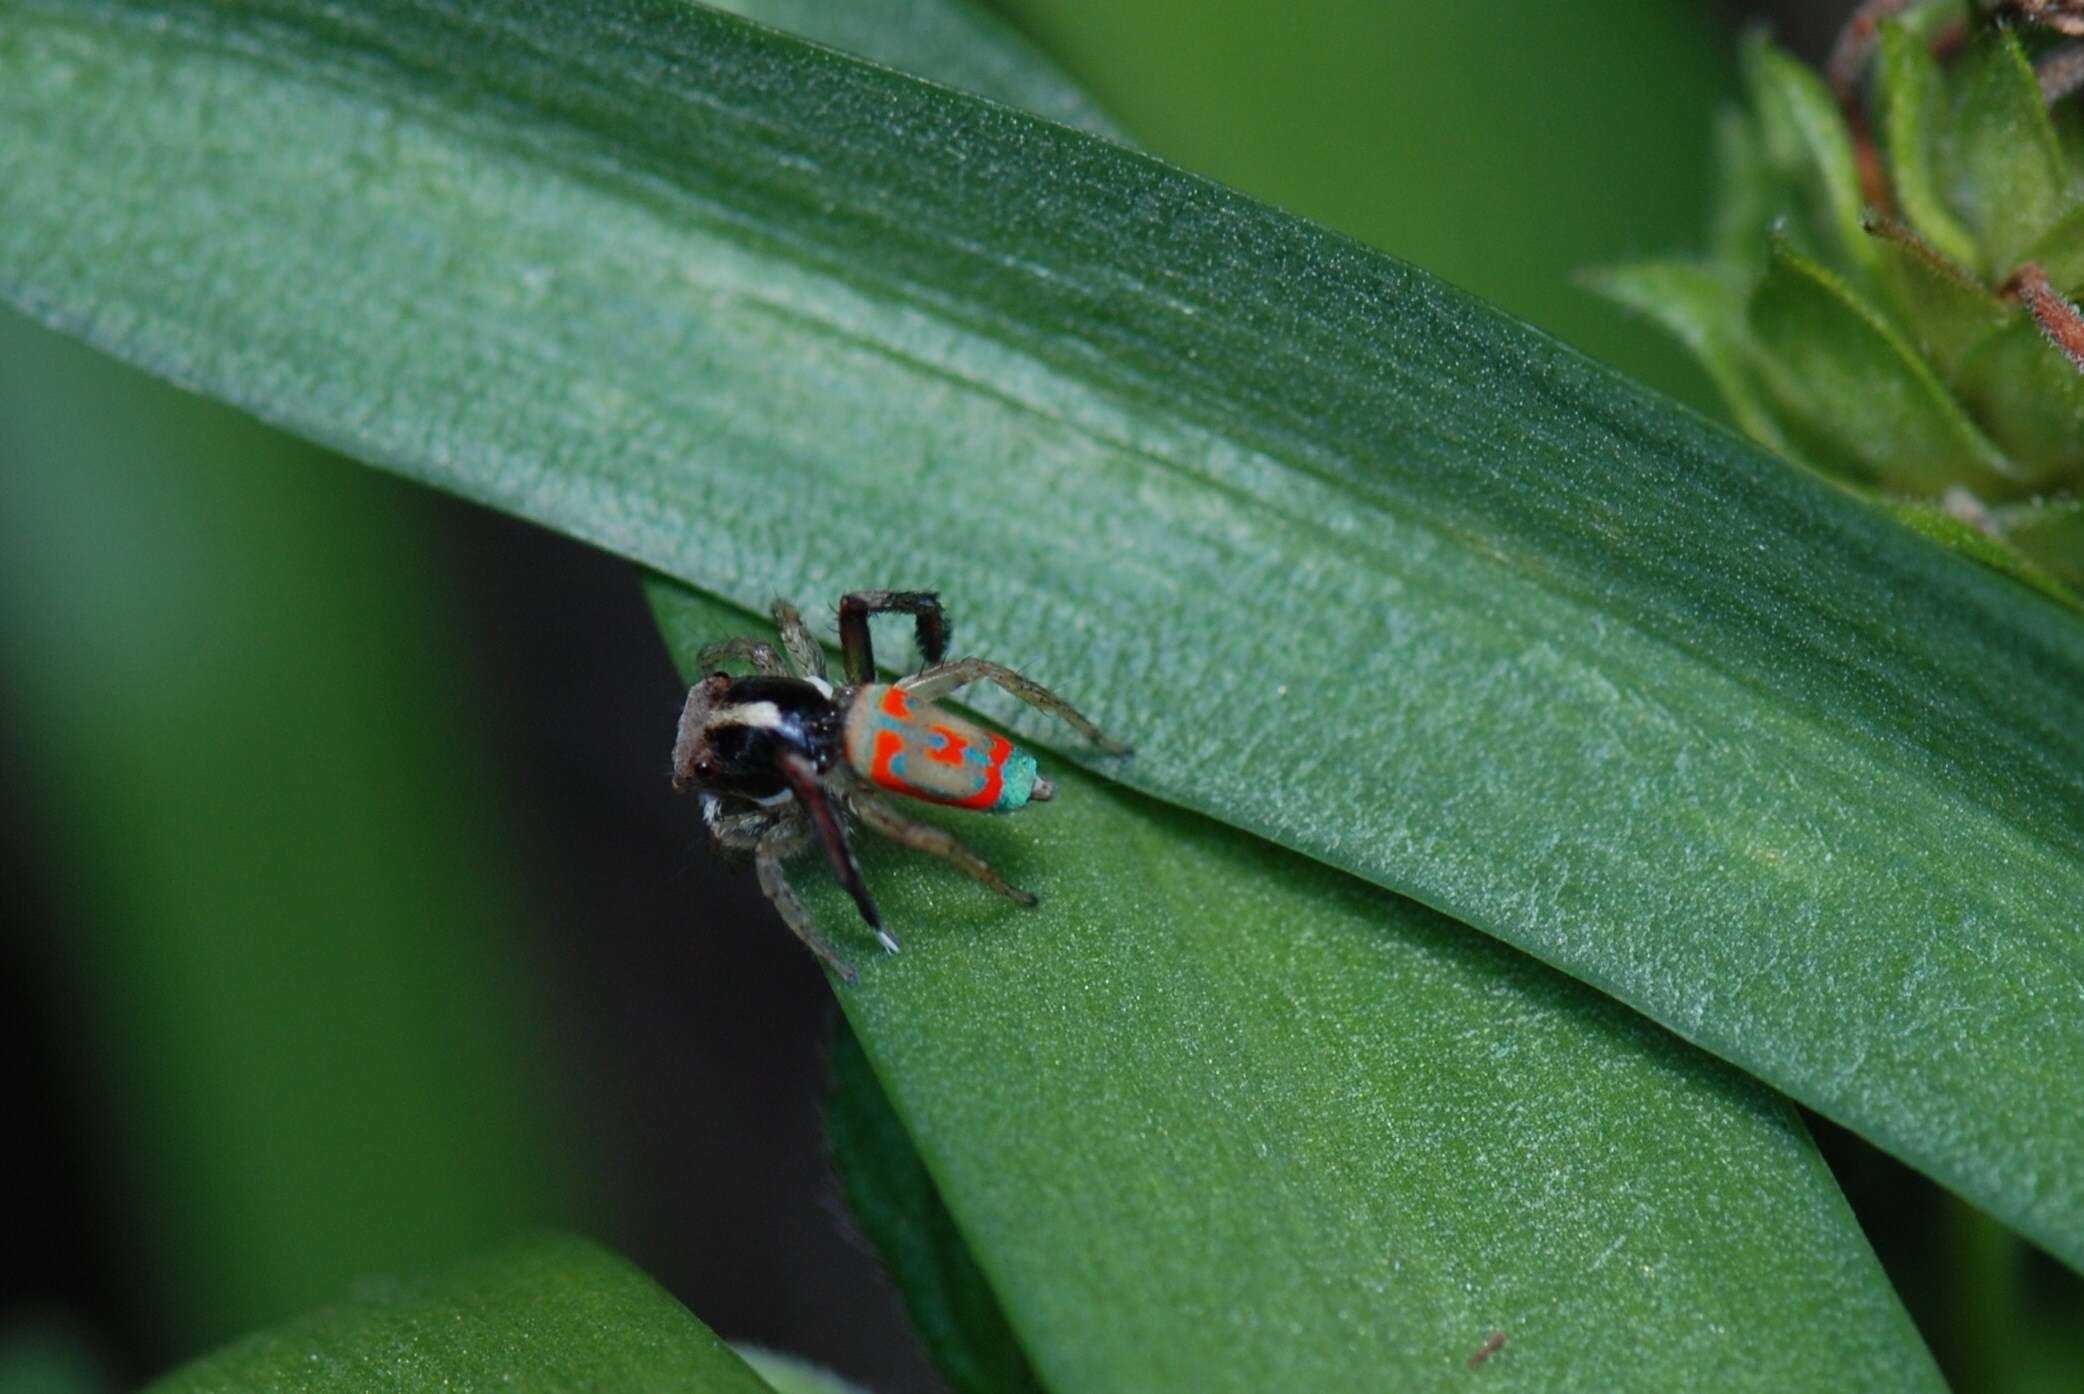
[652, 579, 1938, 1394]
[139, 1237, 773, 1394]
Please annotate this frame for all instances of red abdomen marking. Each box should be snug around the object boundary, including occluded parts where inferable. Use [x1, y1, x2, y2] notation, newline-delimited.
[843, 684, 1038, 812]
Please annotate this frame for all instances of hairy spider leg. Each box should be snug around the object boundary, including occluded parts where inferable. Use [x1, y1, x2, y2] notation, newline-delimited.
[753, 824, 858, 983]
[770, 599, 828, 680]
[849, 787, 1038, 906]
[704, 794, 785, 847]
[696, 637, 787, 677]
[838, 590, 950, 685]
[779, 752, 899, 956]
[900, 658, 1131, 755]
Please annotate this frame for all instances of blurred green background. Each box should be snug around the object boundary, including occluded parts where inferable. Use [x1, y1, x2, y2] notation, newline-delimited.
[5, 3, 2073, 1393]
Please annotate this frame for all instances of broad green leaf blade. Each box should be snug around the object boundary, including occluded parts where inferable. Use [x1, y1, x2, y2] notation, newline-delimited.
[992, 0, 1736, 414]
[743, 10, 1929, 1386]
[825, 1026, 1043, 1394]
[7, 0, 2084, 1285]
[1580, 258, 1791, 453]
[141, 1235, 772, 1394]
[715, 0, 1121, 140]
[1879, 497, 2082, 610]
[651, 582, 1940, 1394]
[735, 1348, 875, 1394]
[1747, 236, 2018, 491]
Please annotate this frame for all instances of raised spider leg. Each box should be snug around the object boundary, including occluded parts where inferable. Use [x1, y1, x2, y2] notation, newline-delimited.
[850, 788, 1038, 907]
[900, 658, 1132, 754]
[838, 590, 950, 685]
[696, 637, 786, 676]
[779, 752, 900, 956]
[753, 825, 859, 983]
[770, 599, 828, 680]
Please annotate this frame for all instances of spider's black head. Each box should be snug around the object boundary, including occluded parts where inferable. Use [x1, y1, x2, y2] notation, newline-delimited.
[670, 672, 843, 801]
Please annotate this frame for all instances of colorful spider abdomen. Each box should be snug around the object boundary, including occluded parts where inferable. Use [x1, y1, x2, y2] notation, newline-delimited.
[843, 683, 1041, 813]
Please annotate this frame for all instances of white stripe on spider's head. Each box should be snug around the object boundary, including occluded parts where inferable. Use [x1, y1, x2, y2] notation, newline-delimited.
[711, 700, 784, 731]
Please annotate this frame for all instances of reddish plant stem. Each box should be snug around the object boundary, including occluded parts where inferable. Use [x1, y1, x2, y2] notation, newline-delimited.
[1828, 0, 1946, 211]
[1849, 110, 1893, 211]
[1861, 211, 1993, 291]
[2008, 264, 2084, 374]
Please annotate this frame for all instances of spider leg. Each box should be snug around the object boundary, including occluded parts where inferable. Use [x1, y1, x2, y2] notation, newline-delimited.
[838, 590, 949, 685]
[849, 787, 1038, 906]
[705, 795, 789, 850]
[770, 599, 828, 680]
[697, 637, 787, 677]
[900, 658, 1131, 754]
[779, 752, 899, 955]
[753, 824, 859, 984]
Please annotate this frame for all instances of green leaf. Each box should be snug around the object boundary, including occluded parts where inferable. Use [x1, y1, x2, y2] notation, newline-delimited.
[713, 0, 1122, 140]
[652, 579, 1940, 1394]
[1878, 496, 2082, 609]
[825, 1026, 1043, 1394]
[999, 0, 1737, 414]
[751, 12, 1941, 1384]
[1707, 108, 1790, 269]
[1942, 26, 2071, 278]
[1864, 225, 2016, 379]
[1951, 305, 2084, 483]
[1591, 247, 2069, 603]
[1748, 236, 2019, 490]
[140, 1236, 772, 1394]
[1580, 257, 1792, 454]
[1877, 19, 1984, 271]
[1924, 1195, 2084, 1394]
[1998, 496, 2084, 590]
[735, 1348, 875, 1394]
[2023, 204, 2084, 297]
[7, 0, 2084, 1309]
[1743, 31, 1874, 271]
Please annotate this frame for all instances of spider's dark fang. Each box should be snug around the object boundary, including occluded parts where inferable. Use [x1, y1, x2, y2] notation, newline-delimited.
[670, 591, 1126, 980]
